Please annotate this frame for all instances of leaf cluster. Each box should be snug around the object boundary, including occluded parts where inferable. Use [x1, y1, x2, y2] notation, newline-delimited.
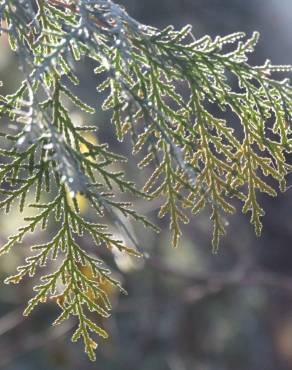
[0, 0, 292, 360]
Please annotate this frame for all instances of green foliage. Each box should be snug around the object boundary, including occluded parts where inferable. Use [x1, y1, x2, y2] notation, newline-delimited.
[0, 0, 292, 360]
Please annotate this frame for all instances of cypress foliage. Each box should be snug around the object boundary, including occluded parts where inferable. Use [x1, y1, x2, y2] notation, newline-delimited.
[0, 0, 292, 360]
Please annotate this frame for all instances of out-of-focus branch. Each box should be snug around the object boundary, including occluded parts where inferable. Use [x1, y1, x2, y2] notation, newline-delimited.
[148, 257, 292, 302]
[0, 316, 75, 369]
[0, 308, 24, 337]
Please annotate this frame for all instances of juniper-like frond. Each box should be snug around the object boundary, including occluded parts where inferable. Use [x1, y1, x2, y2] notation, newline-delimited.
[0, 0, 292, 360]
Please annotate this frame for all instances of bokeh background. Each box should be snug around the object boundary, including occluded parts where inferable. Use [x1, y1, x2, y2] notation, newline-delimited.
[1, 1, 292, 369]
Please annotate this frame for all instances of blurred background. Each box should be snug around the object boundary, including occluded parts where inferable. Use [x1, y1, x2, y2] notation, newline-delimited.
[1, 1, 292, 369]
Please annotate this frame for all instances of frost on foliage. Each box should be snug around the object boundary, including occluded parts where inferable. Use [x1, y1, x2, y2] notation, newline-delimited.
[1, 0, 292, 360]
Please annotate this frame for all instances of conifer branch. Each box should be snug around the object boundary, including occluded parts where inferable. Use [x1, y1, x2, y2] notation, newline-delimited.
[0, 0, 292, 359]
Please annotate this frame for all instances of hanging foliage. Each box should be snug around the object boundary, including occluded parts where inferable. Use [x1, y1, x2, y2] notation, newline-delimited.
[0, 0, 292, 360]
